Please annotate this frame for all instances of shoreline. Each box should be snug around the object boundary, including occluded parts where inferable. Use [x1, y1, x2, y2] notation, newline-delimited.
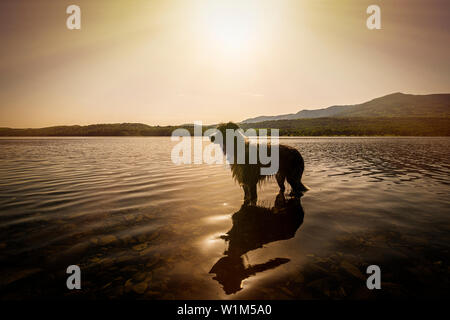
[1, 135, 449, 138]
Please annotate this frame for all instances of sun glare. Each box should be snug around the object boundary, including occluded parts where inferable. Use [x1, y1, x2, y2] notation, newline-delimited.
[208, 9, 257, 54]
[197, 1, 269, 56]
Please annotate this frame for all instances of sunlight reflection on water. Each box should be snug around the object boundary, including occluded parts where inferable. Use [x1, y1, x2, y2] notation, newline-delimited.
[0, 137, 449, 299]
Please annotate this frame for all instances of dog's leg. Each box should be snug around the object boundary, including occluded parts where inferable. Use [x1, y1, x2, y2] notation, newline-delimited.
[274, 192, 286, 208]
[287, 172, 307, 197]
[249, 183, 257, 205]
[276, 172, 286, 193]
[243, 185, 251, 205]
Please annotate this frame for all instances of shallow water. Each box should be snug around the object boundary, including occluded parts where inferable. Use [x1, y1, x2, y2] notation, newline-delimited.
[0, 137, 449, 299]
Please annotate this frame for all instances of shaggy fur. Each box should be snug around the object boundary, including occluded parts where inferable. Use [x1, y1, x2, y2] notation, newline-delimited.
[211, 122, 307, 205]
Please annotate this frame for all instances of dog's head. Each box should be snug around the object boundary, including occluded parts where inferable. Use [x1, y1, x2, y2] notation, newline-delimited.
[209, 122, 241, 145]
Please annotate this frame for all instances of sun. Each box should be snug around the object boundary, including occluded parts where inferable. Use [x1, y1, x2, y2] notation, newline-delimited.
[197, 1, 266, 56]
[207, 9, 257, 54]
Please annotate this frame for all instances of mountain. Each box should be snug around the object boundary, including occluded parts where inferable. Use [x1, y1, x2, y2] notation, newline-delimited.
[241, 93, 450, 123]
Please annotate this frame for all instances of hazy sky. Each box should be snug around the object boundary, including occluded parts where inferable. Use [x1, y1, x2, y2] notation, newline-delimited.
[0, 0, 449, 127]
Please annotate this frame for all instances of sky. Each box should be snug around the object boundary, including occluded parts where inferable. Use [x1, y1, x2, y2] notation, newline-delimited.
[0, 0, 449, 128]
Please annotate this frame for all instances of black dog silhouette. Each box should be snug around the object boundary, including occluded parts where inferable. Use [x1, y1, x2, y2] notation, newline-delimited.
[210, 122, 308, 205]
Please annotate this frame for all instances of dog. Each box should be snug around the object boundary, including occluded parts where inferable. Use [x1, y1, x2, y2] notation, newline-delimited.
[210, 122, 307, 205]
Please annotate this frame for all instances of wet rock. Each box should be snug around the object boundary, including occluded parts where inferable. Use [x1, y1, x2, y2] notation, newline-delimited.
[338, 286, 347, 297]
[102, 282, 112, 290]
[134, 272, 148, 282]
[115, 254, 131, 264]
[124, 279, 134, 293]
[123, 215, 134, 222]
[140, 247, 154, 256]
[147, 232, 160, 242]
[90, 256, 101, 264]
[340, 261, 364, 280]
[132, 243, 148, 251]
[100, 257, 114, 267]
[2, 268, 42, 286]
[99, 235, 117, 245]
[280, 287, 295, 297]
[132, 281, 148, 294]
[307, 278, 331, 297]
[66, 242, 90, 257]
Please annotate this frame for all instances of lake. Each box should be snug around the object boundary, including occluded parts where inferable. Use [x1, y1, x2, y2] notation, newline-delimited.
[0, 137, 449, 299]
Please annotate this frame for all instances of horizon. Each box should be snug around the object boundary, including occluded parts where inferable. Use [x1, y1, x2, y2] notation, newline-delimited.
[1, 0, 449, 128]
[1, 91, 448, 129]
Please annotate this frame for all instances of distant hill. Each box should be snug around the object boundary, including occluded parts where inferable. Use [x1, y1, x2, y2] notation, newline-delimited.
[240, 117, 450, 136]
[1, 117, 449, 137]
[0, 123, 191, 137]
[241, 93, 450, 123]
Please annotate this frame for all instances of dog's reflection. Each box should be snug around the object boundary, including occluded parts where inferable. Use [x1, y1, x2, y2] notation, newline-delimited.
[210, 193, 305, 294]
